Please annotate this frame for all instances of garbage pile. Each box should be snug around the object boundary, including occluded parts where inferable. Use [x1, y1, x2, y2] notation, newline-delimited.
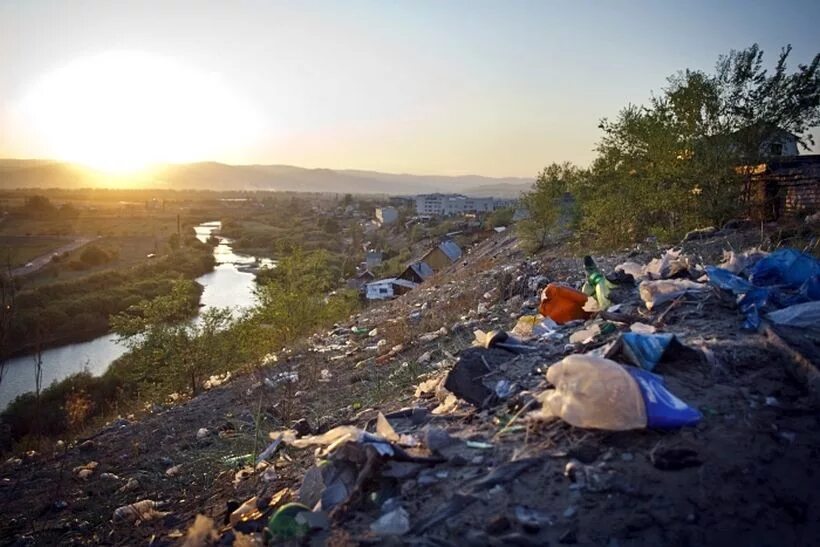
[191, 243, 819, 545]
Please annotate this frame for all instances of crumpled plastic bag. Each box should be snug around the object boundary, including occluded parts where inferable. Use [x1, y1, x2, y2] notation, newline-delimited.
[270, 426, 394, 457]
[718, 248, 768, 275]
[639, 279, 708, 310]
[766, 301, 820, 329]
[532, 354, 701, 430]
[532, 355, 647, 430]
[644, 249, 693, 280]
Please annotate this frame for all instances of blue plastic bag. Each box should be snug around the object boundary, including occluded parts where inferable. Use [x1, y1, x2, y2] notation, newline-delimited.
[626, 367, 702, 428]
[706, 266, 753, 293]
[606, 332, 679, 371]
[749, 248, 820, 289]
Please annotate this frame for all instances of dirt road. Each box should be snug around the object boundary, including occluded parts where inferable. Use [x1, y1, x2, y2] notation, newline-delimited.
[9, 236, 97, 277]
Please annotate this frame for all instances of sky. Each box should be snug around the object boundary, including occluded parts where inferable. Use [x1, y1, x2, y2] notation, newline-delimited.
[1, 0, 818, 177]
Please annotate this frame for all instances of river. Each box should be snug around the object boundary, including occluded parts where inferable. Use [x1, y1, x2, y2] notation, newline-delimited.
[0, 221, 270, 410]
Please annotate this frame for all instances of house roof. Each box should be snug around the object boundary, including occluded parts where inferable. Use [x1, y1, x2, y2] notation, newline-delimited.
[730, 122, 798, 141]
[437, 239, 462, 261]
[406, 261, 434, 280]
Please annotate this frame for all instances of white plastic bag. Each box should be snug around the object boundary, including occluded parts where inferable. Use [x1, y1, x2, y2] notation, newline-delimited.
[532, 354, 646, 430]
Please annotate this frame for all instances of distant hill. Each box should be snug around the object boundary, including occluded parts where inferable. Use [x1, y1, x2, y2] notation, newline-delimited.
[0, 159, 533, 197]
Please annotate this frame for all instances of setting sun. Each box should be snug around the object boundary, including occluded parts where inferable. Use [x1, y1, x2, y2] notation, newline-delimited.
[17, 51, 261, 174]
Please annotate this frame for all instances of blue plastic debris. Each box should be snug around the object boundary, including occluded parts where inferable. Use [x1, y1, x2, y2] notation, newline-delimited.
[749, 248, 820, 289]
[626, 367, 702, 429]
[766, 301, 820, 329]
[706, 248, 820, 330]
[605, 332, 681, 371]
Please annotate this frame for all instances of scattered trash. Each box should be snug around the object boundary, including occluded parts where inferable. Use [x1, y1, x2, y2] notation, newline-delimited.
[196, 428, 210, 440]
[256, 434, 284, 464]
[267, 503, 312, 540]
[615, 261, 645, 281]
[766, 301, 820, 329]
[629, 322, 657, 334]
[229, 496, 259, 526]
[719, 248, 768, 274]
[371, 507, 411, 535]
[273, 424, 395, 457]
[533, 355, 647, 430]
[569, 323, 601, 344]
[465, 440, 494, 450]
[627, 367, 702, 428]
[183, 514, 217, 546]
[474, 329, 534, 353]
[443, 348, 492, 406]
[639, 279, 707, 310]
[644, 249, 694, 280]
[533, 316, 559, 336]
[233, 466, 254, 485]
[605, 332, 686, 371]
[166, 465, 182, 477]
[512, 315, 540, 337]
[113, 500, 169, 523]
[582, 256, 615, 309]
[539, 283, 590, 324]
[707, 248, 820, 329]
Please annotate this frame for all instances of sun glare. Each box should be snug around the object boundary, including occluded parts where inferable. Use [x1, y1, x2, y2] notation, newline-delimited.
[18, 51, 261, 174]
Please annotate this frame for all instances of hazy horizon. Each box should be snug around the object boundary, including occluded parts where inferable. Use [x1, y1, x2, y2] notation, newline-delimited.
[2, 0, 819, 178]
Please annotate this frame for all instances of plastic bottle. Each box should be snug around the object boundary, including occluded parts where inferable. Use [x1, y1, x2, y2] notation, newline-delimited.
[534, 354, 647, 430]
[583, 256, 614, 309]
[538, 283, 590, 324]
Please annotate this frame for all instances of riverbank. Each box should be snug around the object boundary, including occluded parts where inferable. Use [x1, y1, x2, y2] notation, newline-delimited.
[0, 222, 273, 410]
[2, 226, 817, 546]
[0, 245, 358, 447]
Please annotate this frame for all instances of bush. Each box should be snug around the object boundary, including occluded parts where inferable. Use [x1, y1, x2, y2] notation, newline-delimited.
[80, 245, 110, 266]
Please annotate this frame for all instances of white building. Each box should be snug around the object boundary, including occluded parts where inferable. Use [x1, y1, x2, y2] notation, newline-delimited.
[415, 194, 512, 216]
[365, 278, 417, 300]
[375, 206, 399, 225]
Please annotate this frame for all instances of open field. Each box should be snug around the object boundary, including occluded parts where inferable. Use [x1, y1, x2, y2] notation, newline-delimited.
[0, 236, 70, 268]
[21, 235, 166, 287]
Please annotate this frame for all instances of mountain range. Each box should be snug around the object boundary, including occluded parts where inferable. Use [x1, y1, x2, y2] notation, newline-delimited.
[0, 159, 533, 197]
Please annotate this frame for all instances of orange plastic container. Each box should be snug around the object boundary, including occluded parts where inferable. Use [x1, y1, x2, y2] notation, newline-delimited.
[539, 283, 591, 324]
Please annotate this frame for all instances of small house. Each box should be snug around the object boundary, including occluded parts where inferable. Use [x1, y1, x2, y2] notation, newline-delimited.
[347, 270, 375, 290]
[399, 261, 434, 284]
[365, 278, 417, 300]
[421, 239, 462, 271]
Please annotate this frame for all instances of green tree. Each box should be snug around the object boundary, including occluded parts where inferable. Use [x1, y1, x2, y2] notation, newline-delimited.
[168, 232, 181, 251]
[578, 44, 820, 246]
[110, 280, 216, 395]
[517, 163, 580, 252]
[485, 207, 514, 229]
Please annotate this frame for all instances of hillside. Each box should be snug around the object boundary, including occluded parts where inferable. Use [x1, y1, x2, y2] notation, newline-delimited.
[0, 159, 532, 196]
[1, 225, 818, 545]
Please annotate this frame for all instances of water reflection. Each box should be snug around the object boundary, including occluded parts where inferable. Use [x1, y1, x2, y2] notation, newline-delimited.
[0, 221, 269, 409]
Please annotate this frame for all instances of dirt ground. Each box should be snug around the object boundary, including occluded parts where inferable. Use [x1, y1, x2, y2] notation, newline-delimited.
[1, 226, 819, 546]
